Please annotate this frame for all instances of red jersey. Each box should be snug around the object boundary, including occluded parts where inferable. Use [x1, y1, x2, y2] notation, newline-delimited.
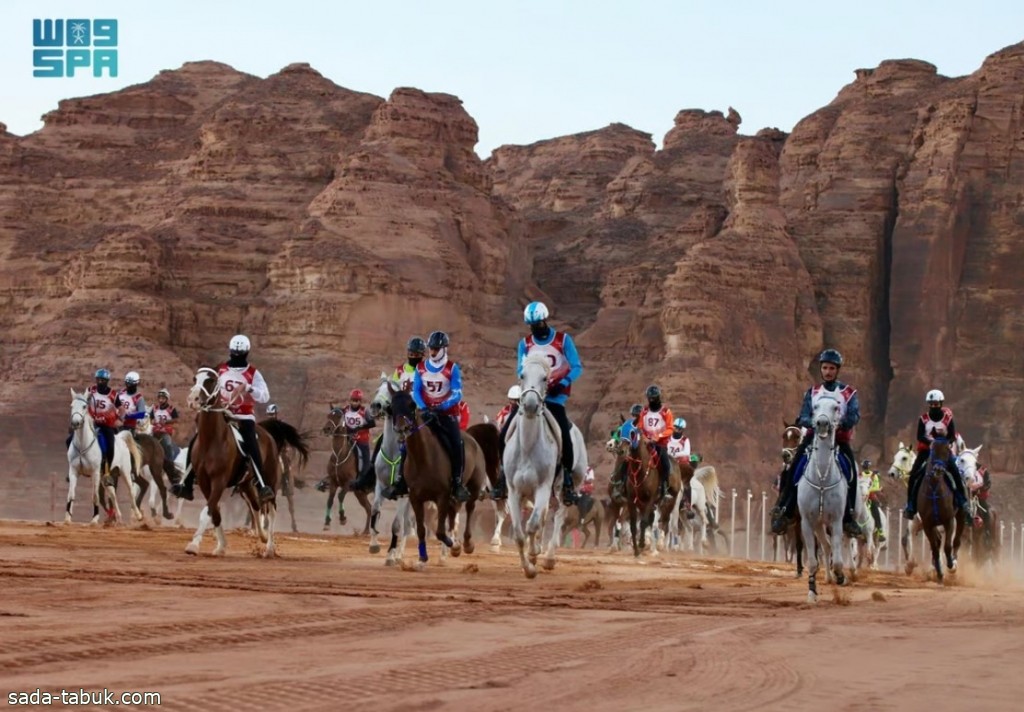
[216, 363, 258, 416]
[525, 331, 572, 395]
[342, 406, 373, 445]
[87, 386, 119, 427]
[150, 404, 179, 435]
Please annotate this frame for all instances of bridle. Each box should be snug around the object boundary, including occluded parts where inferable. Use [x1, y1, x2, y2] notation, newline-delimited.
[190, 367, 236, 413]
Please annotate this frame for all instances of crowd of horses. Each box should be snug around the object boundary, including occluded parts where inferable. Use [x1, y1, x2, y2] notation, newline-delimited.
[64, 366, 1000, 594]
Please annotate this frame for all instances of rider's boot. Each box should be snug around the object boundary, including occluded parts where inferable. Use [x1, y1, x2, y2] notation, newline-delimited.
[842, 482, 862, 538]
[560, 465, 578, 506]
[490, 473, 508, 500]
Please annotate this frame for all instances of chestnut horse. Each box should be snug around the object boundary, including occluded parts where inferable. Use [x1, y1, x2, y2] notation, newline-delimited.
[385, 384, 488, 568]
[911, 438, 966, 583]
[321, 406, 372, 534]
[184, 368, 309, 557]
[620, 426, 681, 558]
[772, 422, 805, 576]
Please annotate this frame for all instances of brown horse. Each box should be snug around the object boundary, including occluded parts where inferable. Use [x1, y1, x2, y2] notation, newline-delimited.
[909, 439, 966, 583]
[184, 368, 309, 557]
[618, 427, 681, 558]
[132, 432, 174, 520]
[560, 495, 605, 548]
[385, 384, 488, 567]
[773, 422, 805, 576]
[321, 407, 372, 534]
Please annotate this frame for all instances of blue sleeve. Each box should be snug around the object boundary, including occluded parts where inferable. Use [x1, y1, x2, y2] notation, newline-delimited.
[561, 333, 583, 386]
[411, 370, 427, 410]
[796, 390, 813, 428]
[843, 392, 861, 429]
[439, 364, 463, 412]
[516, 339, 527, 378]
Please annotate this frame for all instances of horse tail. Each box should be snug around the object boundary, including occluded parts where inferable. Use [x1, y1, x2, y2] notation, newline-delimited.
[466, 422, 501, 484]
[120, 431, 143, 477]
[259, 419, 311, 469]
[694, 465, 718, 495]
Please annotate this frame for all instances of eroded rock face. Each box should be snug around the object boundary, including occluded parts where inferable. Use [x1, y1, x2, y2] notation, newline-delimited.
[3, 43, 1024, 521]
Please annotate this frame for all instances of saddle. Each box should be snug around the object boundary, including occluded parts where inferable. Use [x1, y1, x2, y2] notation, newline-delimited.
[794, 449, 855, 485]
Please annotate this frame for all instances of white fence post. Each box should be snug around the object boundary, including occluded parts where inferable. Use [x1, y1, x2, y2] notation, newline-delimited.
[760, 491, 767, 561]
[745, 489, 752, 559]
[897, 515, 904, 570]
[730, 488, 737, 557]
[884, 508, 891, 570]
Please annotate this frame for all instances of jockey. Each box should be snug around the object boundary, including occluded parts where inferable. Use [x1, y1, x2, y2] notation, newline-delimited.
[860, 459, 886, 542]
[495, 385, 521, 430]
[350, 337, 426, 493]
[383, 331, 471, 502]
[903, 389, 969, 519]
[82, 368, 120, 475]
[117, 371, 148, 437]
[149, 388, 180, 479]
[580, 467, 595, 496]
[638, 385, 675, 501]
[172, 334, 273, 503]
[324, 389, 376, 492]
[492, 301, 584, 504]
[609, 404, 644, 503]
[666, 417, 697, 518]
[770, 348, 863, 538]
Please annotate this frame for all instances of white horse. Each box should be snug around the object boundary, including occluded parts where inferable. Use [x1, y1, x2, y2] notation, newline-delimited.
[677, 465, 724, 555]
[66, 390, 143, 525]
[850, 474, 882, 570]
[797, 395, 849, 602]
[503, 353, 588, 578]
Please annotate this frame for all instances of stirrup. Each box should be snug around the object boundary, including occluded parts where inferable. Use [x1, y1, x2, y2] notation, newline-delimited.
[490, 479, 508, 501]
[383, 478, 408, 500]
[257, 485, 274, 503]
[562, 486, 578, 506]
[452, 483, 471, 503]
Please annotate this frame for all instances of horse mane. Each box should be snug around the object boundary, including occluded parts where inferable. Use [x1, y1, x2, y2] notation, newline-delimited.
[522, 351, 551, 373]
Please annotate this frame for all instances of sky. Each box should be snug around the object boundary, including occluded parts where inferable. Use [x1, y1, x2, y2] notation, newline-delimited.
[2, 1, 1022, 158]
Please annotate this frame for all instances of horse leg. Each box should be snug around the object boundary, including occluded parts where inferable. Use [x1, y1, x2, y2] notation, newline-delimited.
[262, 499, 277, 558]
[795, 527, 804, 578]
[208, 487, 228, 557]
[411, 497, 429, 570]
[285, 488, 298, 534]
[629, 506, 641, 558]
[926, 525, 943, 584]
[369, 487, 383, 555]
[544, 496, 568, 571]
[508, 488, 535, 579]
[65, 468, 77, 524]
[323, 485, 336, 531]
[135, 470, 149, 512]
[337, 488, 348, 527]
[463, 498, 476, 555]
[950, 511, 965, 572]
[831, 517, 847, 586]
[801, 516, 818, 602]
[490, 500, 508, 552]
[186, 505, 212, 555]
[355, 490, 372, 536]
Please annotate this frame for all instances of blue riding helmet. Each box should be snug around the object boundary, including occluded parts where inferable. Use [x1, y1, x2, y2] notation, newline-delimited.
[523, 301, 549, 325]
[818, 348, 843, 367]
[673, 417, 686, 429]
[95, 368, 111, 380]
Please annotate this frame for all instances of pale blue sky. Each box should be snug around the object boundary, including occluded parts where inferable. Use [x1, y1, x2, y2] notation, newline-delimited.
[2, 1, 1021, 157]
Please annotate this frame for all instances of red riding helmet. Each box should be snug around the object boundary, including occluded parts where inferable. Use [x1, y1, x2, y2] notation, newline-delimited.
[349, 389, 364, 401]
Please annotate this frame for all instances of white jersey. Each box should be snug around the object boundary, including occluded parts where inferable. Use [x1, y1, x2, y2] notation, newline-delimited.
[667, 435, 690, 461]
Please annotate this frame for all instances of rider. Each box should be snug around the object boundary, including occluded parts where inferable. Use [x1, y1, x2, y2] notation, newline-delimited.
[382, 331, 471, 503]
[172, 334, 274, 503]
[770, 348, 863, 538]
[495, 385, 521, 430]
[903, 389, 970, 519]
[860, 459, 886, 542]
[349, 337, 426, 493]
[638, 385, 675, 501]
[319, 389, 376, 492]
[580, 467, 596, 496]
[149, 388, 180, 482]
[491, 302, 584, 504]
[81, 368, 120, 476]
[117, 371, 148, 437]
[609, 404, 644, 503]
[666, 417, 697, 517]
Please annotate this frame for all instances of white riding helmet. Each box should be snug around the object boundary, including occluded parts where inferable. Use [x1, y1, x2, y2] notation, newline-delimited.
[523, 301, 549, 325]
[266, 404, 278, 415]
[925, 389, 945, 403]
[157, 388, 170, 398]
[229, 334, 251, 353]
[124, 371, 140, 385]
[507, 385, 522, 400]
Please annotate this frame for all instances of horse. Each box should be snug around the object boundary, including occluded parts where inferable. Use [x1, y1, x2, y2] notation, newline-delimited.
[678, 464, 728, 555]
[384, 383, 488, 569]
[183, 368, 309, 557]
[911, 439, 967, 583]
[797, 395, 849, 603]
[615, 424, 681, 558]
[320, 406, 372, 535]
[502, 352, 589, 577]
[957, 444, 999, 567]
[771, 422, 805, 576]
[560, 492, 605, 549]
[66, 390, 144, 525]
[130, 419, 175, 521]
[850, 473, 881, 570]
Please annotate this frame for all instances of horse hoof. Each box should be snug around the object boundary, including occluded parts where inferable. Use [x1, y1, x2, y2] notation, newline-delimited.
[807, 591, 818, 604]
[542, 557, 556, 571]
[63, 515, 72, 525]
[489, 545, 501, 554]
[322, 524, 330, 532]
[464, 541, 475, 555]
[416, 561, 428, 572]
[185, 542, 199, 556]
[524, 565, 538, 579]
[263, 546, 276, 559]
[450, 544, 462, 558]
[369, 543, 382, 554]
[339, 516, 348, 526]
[836, 572, 847, 586]
[213, 547, 226, 557]
[905, 562, 916, 575]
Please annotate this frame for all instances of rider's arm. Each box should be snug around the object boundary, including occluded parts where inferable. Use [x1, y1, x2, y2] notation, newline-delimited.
[561, 333, 583, 386]
[916, 418, 929, 450]
[438, 364, 463, 412]
[516, 338, 527, 378]
[411, 370, 427, 410]
[124, 396, 148, 421]
[842, 390, 860, 429]
[249, 370, 270, 404]
[796, 390, 813, 428]
[660, 407, 674, 441]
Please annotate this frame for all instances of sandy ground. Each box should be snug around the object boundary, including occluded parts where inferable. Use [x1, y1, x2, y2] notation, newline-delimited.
[1, 514, 1023, 712]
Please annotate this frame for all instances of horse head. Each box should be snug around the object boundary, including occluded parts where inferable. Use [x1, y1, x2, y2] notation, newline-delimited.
[69, 389, 89, 430]
[957, 444, 983, 479]
[518, 352, 551, 417]
[187, 368, 221, 411]
[888, 442, 914, 480]
[388, 388, 418, 442]
[369, 371, 394, 419]
[929, 437, 952, 468]
[781, 423, 803, 464]
[323, 405, 344, 436]
[811, 396, 840, 442]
